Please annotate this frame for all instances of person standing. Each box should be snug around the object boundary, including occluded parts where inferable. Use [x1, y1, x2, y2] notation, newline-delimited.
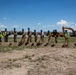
[62, 27, 69, 46]
[21, 29, 26, 44]
[64, 30, 69, 46]
[18, 29, 26, 46]
[53, 29, 58, 43]
[27, 28, 32, 43]
[44, 30, 51, 46]
[33, 30, 38, 42]
[3, 28, 9, 42]
[13, 28, 17, 42]
[65, 30, 69, 46]
[36, 30, 44, 46]
[40, 30, 44, 42]
[47, 30, 51, 43]
[0, 30, 2, 42]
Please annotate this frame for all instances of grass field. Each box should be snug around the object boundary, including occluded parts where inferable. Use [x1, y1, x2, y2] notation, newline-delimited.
[0, 36, 76, 53]
[1, 36, 76, 43]
[6, 37, 76, 43]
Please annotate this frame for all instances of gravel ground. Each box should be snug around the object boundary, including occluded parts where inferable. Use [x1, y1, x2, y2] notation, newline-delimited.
[0, 46, 76, 75]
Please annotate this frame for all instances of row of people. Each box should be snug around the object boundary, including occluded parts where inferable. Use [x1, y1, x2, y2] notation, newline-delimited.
[0, 28, 69, 46]
[0, 28, 17, 42]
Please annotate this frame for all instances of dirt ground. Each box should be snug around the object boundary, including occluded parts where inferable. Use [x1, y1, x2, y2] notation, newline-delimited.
[0, 46, 76, 75]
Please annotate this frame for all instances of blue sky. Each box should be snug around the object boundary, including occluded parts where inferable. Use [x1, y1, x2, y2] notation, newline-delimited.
[0, 0, 76, 32]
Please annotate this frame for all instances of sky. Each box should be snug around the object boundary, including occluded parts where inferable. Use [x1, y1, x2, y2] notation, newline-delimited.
[0, 0, 76, 32]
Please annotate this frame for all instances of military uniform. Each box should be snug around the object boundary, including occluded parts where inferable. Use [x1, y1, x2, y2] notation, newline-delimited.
[0, 31, 2, 42]
[13, 28, 17, 42]
[3, 29, 9, 42]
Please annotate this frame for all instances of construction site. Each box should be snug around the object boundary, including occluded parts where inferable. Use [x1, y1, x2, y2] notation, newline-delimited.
[0, 26, 76, 75]
[0, 0, 76, 74]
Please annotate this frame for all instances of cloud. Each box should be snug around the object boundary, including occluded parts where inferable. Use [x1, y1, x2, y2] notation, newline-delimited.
[0, 25, 7, 28]
[42, 24, 55, 28]
[42, 26, 46, 28]
[51, 25, 54, 27]
[69, 22, 76, 26]
[67, 22, 76, 30]
[57, 20, 76, 30]
[48, 25, 51, 27]
[11, 25, 19, 28]
[32, 27, 35, 30]
[57, 20, 69, 27]
[4, 17, 6, 20]
[38, 23, 41, 25]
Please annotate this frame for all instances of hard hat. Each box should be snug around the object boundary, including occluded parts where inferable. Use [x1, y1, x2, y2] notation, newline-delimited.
[5, 28, 7, 31]
[28, 28, 30, 30]
[53, 29, 57, 32]
[40, 30, 42, 32]
[34, 30, 36, 32]
[14, 28, 16, 31]
[22, 29, 24, 31]
[48, 30, 50, 32]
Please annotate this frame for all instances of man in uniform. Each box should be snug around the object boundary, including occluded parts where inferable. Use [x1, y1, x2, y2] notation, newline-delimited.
[0, 30, 2, 42]
[13, 28, 17, 42]
[3, 28, 9, 42]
